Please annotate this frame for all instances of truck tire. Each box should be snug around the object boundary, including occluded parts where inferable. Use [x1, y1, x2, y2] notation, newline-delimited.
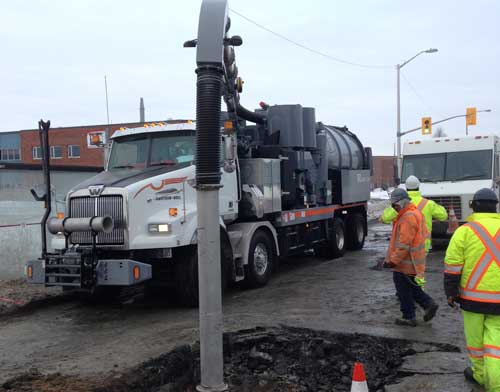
[330, 218, 346, 258]
[346, 213, 366, 250]
[175, 238, 231, 307]
[244, 230, 274, 288]
[175, 246, 199, 307]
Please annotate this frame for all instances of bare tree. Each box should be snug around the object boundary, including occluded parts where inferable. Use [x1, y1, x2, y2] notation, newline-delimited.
[433, 126, 447, 138]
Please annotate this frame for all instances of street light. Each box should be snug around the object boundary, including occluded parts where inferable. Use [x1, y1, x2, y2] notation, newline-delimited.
[396, 48, 438, 182]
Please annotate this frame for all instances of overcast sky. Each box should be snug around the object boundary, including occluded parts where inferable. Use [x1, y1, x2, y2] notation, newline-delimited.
[1, 0, 499, 155]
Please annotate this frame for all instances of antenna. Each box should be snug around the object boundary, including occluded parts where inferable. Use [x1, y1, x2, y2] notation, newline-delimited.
[104, 75, 110, 125]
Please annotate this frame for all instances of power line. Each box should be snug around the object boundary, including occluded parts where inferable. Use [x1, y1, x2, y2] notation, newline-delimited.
[229, 8, 392, 70]
[401, 73, 435, 114]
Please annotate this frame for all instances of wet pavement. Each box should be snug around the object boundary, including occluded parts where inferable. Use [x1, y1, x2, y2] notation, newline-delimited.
[0, 223, 483, 391]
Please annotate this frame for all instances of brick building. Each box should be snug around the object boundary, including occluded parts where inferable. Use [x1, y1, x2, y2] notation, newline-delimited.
[13, 120, 189, 169]
[371, 156, 396, 189]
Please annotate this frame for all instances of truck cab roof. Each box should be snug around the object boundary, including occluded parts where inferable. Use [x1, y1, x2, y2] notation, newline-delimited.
[111, 121, 196, 139]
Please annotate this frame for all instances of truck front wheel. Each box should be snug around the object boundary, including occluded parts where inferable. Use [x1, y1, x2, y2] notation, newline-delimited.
[175, 238, 231, 307]
[244, 230, 274, 288]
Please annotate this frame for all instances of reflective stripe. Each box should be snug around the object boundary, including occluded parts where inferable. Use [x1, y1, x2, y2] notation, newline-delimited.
[402, 258, 426, 266]
[464, 222, 500, 294]
[467, 346, 484, 358]
[444, 263, 463, 274]
[484, 345, 500, 359]
[395, 242, 410, 250]
[460, 288, 500, 303]
[417, 198, 429, 212]
[410, 243, 426, 252]
[467, 222, 500, 262]
[468, 254, 493, 289]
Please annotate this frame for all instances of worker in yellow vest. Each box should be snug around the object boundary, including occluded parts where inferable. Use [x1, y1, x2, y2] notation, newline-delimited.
[381, 175, 448, 252]
[444, 188, 500, 390]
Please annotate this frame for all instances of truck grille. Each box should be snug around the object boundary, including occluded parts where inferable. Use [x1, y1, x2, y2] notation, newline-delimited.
[69, 195, 125, 245]
[427, 196, 462, 220]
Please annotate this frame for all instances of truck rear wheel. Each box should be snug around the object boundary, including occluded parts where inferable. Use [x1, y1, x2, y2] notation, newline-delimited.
[244, 230, 274, 288]
[346, 213, 366, 250]
[330, 218, 346, 258]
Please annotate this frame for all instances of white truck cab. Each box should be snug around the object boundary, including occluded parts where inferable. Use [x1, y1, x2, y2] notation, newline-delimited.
[402, 134, 499, 237]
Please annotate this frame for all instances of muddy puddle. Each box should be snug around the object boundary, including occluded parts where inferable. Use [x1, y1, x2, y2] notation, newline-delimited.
[2, 326, 458, 392]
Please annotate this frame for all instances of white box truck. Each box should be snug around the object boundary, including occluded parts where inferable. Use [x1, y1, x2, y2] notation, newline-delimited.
[402, 134, 499, 242]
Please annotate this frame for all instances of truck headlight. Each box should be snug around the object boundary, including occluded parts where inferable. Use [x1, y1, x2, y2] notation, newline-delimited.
[148, 223, 171, 233]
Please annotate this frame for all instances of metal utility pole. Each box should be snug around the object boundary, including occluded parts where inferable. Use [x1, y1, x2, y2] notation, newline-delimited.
[140, 97, 145, 123]
[395, 48, 438, 181]
[193, 0, 228, 391]
[396, 65, 401, 182]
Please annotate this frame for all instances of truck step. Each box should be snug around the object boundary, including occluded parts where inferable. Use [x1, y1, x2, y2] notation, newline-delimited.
[46, 264, 80, 269]
[46, 282, 80, 287]
[46, 273, 81, 278]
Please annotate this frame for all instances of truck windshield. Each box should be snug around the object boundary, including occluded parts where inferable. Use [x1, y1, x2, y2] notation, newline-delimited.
[108, 132, 196, 170]
[402, 149, 492, 182]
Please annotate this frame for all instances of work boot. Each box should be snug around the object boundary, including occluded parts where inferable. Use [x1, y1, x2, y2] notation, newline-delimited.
[464, 367, 480, 385]
[395, 318, 417, 327]
[423, 302, 439, 322]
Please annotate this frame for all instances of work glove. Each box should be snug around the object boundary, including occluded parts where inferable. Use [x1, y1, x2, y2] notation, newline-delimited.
[447, 296, 460, 310]
[383, 261, 395, 268]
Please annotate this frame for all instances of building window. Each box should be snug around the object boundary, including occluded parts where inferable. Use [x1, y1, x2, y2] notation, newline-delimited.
[32, 146, 42, 160]
[68, 145, 81, 158]
[50, 146, 63, 159]
[0, 148, 20, 161]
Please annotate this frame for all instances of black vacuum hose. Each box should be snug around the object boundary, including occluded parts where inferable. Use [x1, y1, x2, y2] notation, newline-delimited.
[195, 66, 223, 185]
[236, 102, 265, 125]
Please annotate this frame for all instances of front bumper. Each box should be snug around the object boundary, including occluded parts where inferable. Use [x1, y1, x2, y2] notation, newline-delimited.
[26, 258, 152, 287]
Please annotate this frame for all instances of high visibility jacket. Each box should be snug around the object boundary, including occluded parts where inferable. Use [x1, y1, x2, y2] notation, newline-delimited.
[388, 204, 428, 276]
[444, 213, 500, 315]
[381, 190, 448, 251]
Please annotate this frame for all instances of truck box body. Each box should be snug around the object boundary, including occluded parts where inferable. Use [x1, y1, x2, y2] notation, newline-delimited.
[402, 134, 499, 237]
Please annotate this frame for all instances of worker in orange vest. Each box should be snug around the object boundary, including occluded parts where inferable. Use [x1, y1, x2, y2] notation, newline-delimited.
[381, 175, 448, 252]
[384, 188, 439, 326]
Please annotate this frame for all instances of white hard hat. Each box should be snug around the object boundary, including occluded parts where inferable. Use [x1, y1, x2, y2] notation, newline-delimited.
[405, 175, 420, 190]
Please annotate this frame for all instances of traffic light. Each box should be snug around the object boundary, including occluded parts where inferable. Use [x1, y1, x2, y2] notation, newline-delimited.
[421, 117, 432, 135]
[466, 107, 477, 126]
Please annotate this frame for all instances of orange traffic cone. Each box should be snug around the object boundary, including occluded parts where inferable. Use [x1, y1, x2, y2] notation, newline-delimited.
[447, 205, 459, 234]
[351, 362, 369, 392]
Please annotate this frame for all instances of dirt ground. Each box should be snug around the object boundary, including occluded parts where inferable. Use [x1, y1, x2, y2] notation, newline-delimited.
[0, 279, 64, 316]
[0, 223, 483, 391]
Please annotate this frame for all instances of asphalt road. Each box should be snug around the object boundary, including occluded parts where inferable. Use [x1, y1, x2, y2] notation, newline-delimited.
[0, 223, 483, 391]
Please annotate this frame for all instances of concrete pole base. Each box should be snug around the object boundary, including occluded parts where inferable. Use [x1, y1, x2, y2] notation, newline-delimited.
[196, 383, 228, 392]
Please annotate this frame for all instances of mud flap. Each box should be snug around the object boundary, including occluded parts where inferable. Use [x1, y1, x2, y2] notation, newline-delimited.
[25, 259, 45, 284]
[96, 260, 152, 286]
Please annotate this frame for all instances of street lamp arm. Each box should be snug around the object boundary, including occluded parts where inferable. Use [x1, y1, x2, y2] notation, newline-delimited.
[399, 50, 425, 68]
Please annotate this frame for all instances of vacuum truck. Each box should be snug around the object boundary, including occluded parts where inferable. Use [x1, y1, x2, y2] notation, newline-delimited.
[26, 17, 372, 306]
